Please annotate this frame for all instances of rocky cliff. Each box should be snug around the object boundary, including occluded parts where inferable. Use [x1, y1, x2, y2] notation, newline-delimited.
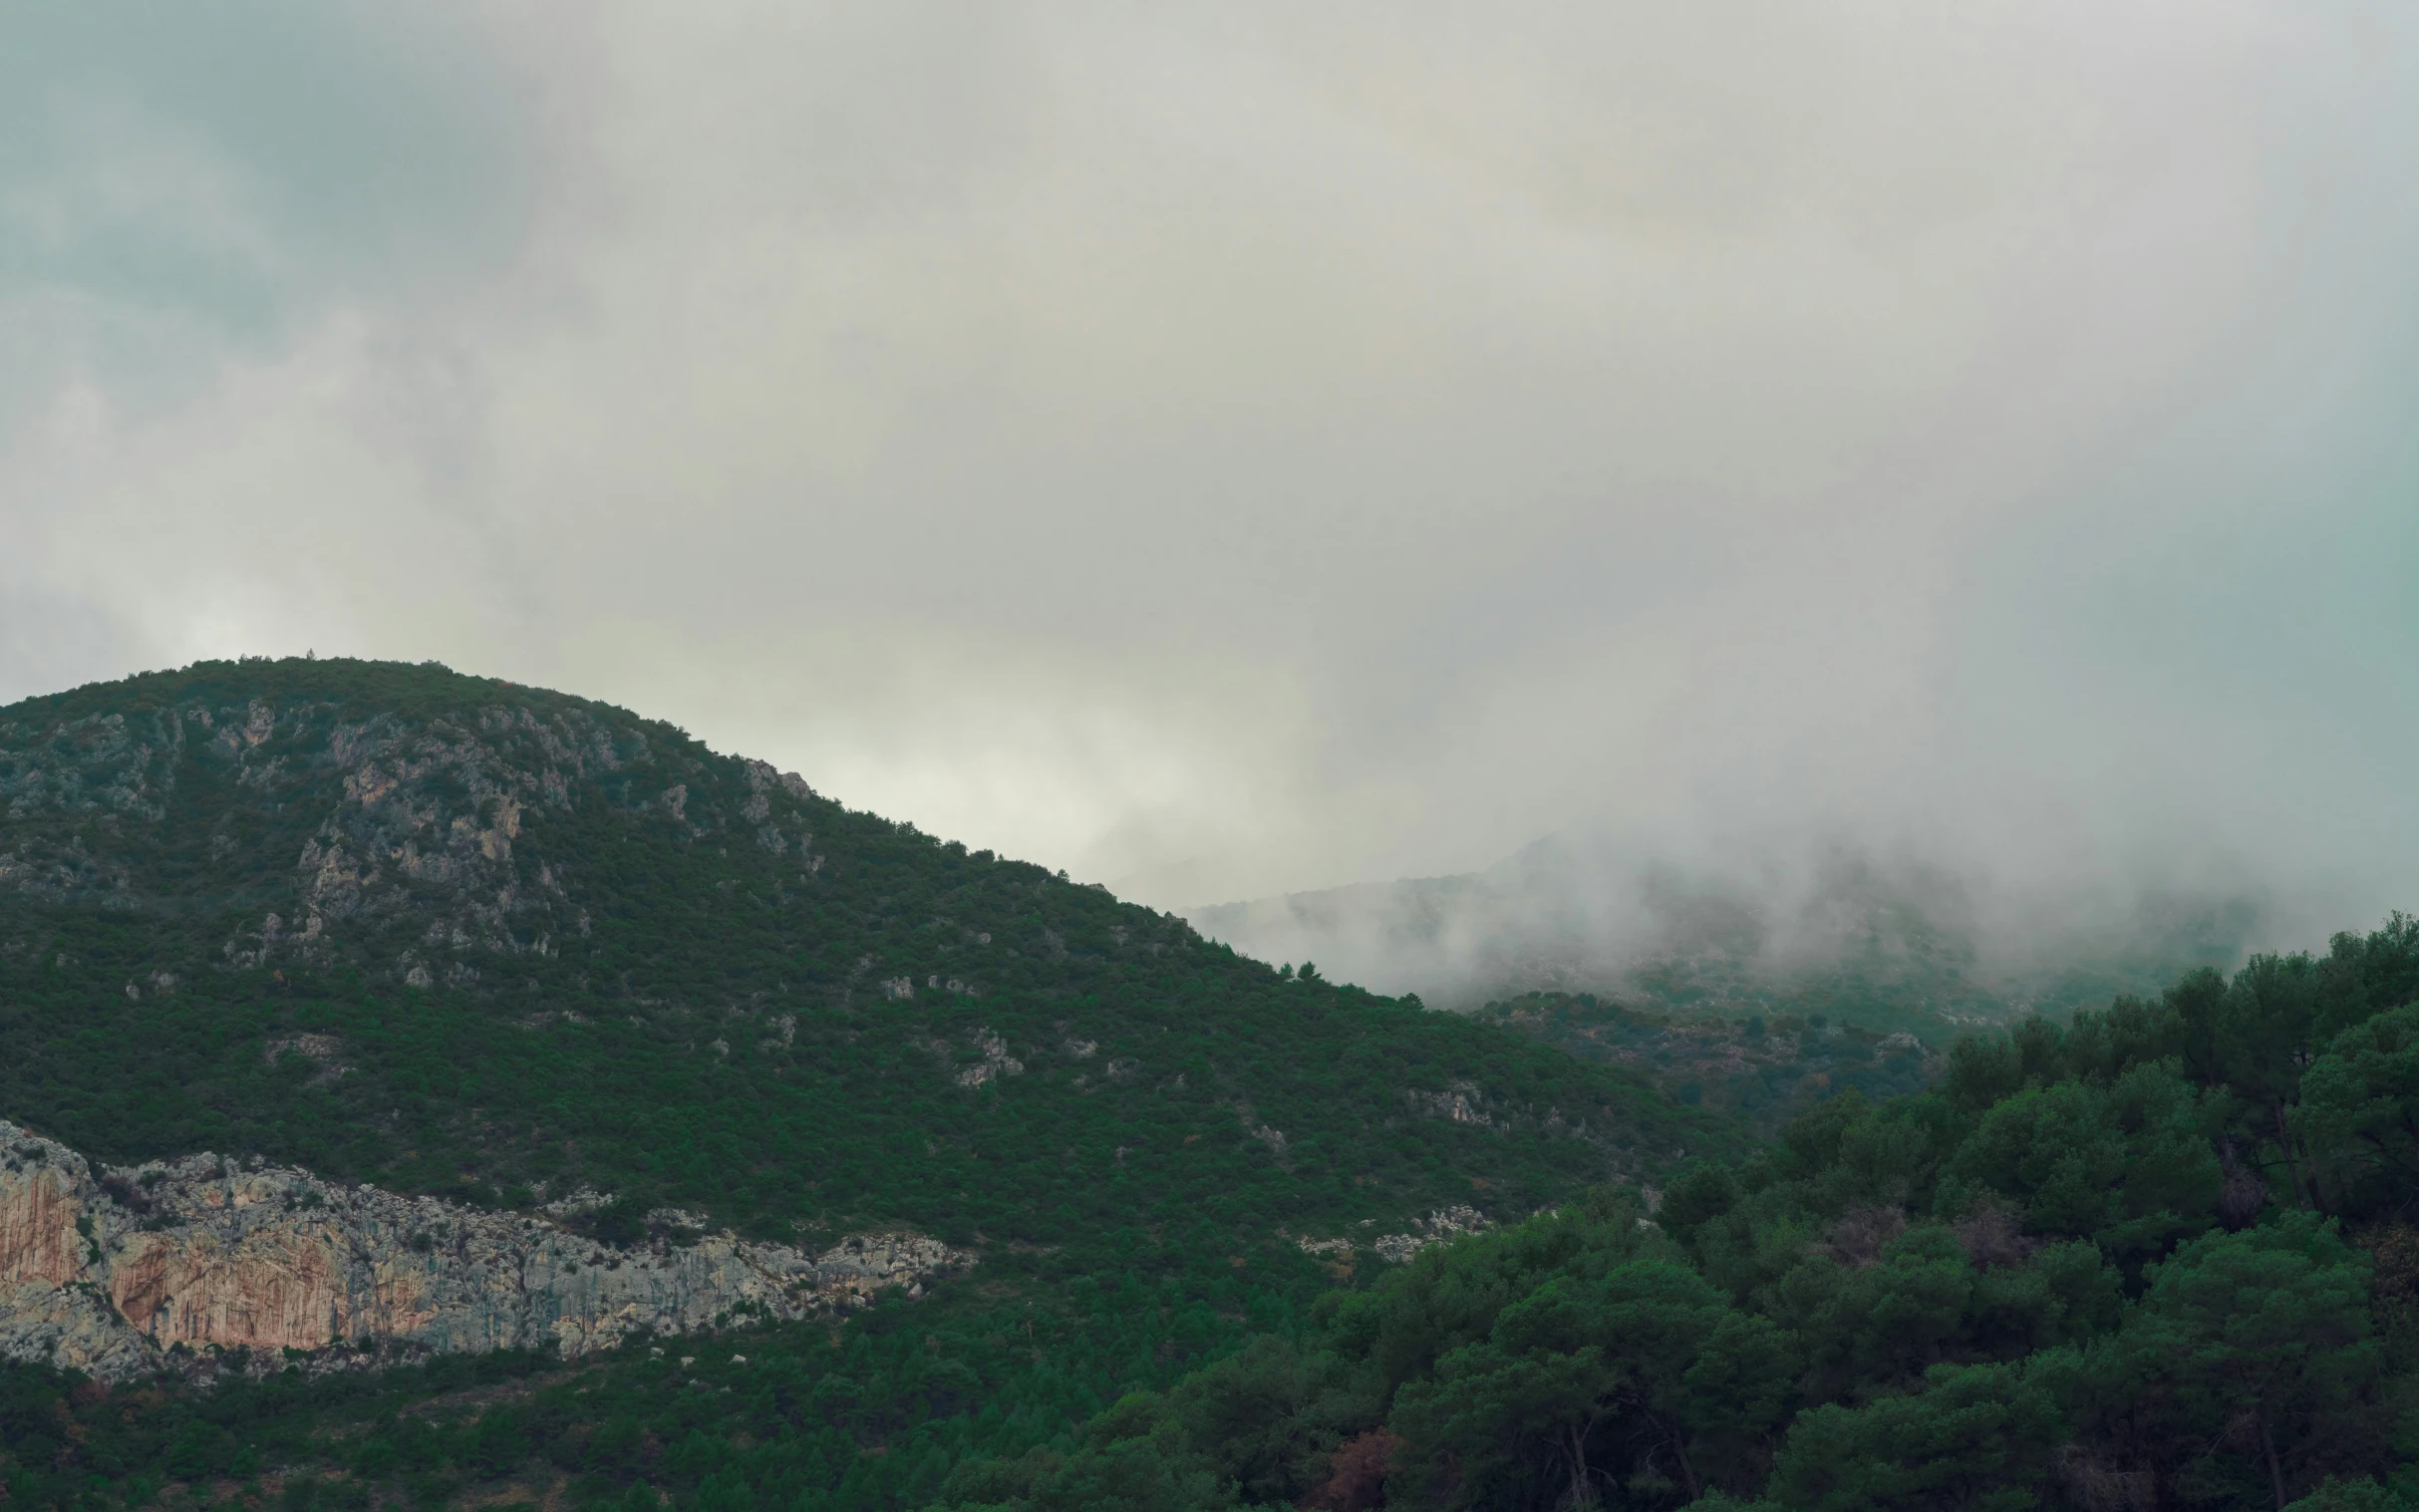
[0, 1119, 967, 1382]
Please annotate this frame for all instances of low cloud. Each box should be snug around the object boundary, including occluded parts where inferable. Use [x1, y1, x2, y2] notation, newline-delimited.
[3, 2, 2415, 951]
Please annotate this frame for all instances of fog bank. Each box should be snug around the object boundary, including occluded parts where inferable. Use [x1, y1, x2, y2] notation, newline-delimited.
[3, 4, 2414, 936]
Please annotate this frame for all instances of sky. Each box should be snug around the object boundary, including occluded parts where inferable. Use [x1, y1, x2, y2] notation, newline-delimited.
[3, 2, 2416, 935]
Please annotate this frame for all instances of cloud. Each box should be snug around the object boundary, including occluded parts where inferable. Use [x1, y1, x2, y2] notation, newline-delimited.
[3, 1, 2415, 938]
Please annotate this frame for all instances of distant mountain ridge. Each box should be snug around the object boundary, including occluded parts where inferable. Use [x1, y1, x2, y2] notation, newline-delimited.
[1185, 830, 2264, 1032]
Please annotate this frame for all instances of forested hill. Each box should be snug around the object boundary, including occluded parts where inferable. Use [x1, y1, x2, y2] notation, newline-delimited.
[0, 657, 1747, 1509]
[0, 656, 1731, 1245]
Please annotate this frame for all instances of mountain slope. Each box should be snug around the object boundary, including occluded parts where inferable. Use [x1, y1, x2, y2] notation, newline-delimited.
[934, 917, 2419, 1512]
[0, 662, 1737, 1377]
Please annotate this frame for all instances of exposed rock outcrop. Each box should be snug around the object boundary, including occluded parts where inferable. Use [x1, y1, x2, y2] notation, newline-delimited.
[0, 1121, 969, 1381]
[0, 690, 829, 994]
[1370, 1205, 1489, 1265]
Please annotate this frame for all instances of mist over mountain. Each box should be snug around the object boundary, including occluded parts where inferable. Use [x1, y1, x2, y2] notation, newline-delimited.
[8, 665, 2419, 1512]
[5, 5, 2417, 1502]
[1186, 829, 2267, 1027]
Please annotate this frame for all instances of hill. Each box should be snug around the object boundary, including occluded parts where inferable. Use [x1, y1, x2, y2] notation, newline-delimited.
[0, 657, 1738, 1508]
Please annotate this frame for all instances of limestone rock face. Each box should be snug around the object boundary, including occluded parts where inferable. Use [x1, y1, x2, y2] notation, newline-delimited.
[0, 1121, 968, 1381]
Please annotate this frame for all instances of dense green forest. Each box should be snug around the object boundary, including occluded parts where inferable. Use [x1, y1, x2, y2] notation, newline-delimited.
[10, 919, 2417, 1509]
[1478, 993, 1940, 1134]
[918, 915, 2419, 1511]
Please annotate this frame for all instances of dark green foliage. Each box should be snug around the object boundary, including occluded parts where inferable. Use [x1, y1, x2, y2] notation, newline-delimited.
[2099, 1216, 2381, 1510]
[1388, 1259, 1786, 1507]
[1478, 992, 1939, 1134]
[1767, 1354, 2072, 1512]
[934, 916, 2419, 1511]
[0, 1278, 1310, 1511]
[2297, 1004, 2419, 1213]
[1937, 1063, 2221, 1265]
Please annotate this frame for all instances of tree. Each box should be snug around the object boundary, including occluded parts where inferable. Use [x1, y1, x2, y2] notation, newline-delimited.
[1656, 1164, 1740, 1256]
[2315, 915, 2419, 1040]
[1165, 1338, 1367, 1505]
[1765, 1355, 2071, 1512]
[1966, 1240, 2122, 1359]
[2114, 1213, 2381, 1509]
[2293, 1003, 2419, 1217]
[1390, 1261, 1782, 1509]
[1939, 1062, 2220, 1262]
[2176, 955, 2330, 1206]
[1758, 1224, 1974, 1395]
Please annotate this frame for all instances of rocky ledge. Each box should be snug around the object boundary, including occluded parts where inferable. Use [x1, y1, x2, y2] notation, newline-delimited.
[0, 1120, 970, 1381]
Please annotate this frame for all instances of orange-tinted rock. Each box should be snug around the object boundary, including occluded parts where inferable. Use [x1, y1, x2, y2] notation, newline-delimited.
[0, 1120, 969, 1380]
[0, 1159, 88, 1287]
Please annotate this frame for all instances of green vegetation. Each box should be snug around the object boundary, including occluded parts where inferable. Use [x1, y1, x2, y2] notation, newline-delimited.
[926, 916, 2419, 1510]
[0, 1277, 1317, 1510]
[0, 659, 1738, 1507]
[11, 658, 2415, 1509]
[0, 658, 1732, 1246]
[1477, 993, 1938, 1134]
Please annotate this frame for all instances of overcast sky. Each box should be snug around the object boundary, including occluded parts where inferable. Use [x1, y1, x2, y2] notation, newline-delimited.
[3, 2, 2415, 926]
